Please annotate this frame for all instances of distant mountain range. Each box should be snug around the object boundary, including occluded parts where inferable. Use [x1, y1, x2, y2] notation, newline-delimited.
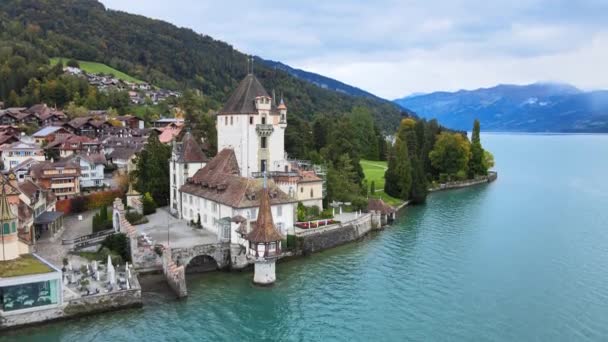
[260, 59, 380, 99]
[394, 83, 608, 132]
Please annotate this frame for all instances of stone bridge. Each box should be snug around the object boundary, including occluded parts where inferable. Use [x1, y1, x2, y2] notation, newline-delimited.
[171, 242, 232, 271]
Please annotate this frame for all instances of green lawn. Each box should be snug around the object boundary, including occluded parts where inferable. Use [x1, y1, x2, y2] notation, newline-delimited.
[50, 57, 144, 83]
[360, 159, 403, 207]
[0, 254, 53, 278]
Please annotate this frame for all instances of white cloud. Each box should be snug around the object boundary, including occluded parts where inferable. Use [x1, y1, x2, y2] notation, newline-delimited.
[100, 0, 608, 98]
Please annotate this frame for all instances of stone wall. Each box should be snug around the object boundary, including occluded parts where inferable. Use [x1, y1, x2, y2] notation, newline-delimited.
[296, 214, 376, 254]
[429, 171, 498, 192]
[162, 248, 186, 298]
[0, 278, 142, 330]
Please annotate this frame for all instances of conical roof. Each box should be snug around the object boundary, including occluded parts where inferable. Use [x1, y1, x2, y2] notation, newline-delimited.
[220, 74, 270, 114]
[0, 177, 16, 222]
[246, 187, 283, 243]
[178, 131, 208, 163]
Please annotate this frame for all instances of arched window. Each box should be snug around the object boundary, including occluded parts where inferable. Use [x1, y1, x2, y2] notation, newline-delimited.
[225, 116, 228, 125]
[3, 223, 9, 234]
[310, 189, 314, 198]
[230, 116, 233, 125]
[11, 222, 16, 233]
[261, 116, 266, 125]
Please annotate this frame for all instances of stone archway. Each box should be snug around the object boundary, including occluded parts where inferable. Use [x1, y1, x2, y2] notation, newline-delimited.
[185, 255, 219, 274]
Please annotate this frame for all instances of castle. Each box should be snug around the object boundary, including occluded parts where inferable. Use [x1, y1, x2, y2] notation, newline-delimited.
[169, 73, 324, 245]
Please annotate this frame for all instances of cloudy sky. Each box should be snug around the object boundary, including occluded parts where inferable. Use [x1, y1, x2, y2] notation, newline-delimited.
[100, 0, 607, 99]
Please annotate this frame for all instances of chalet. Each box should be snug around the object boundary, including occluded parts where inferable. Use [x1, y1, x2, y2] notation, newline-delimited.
[25, 104, 67, 126]
[116, 115, 144, 129]
[9, 158, 39, 182]
[29, 160, 81, 200]
[0, 125, 21, 138]
[0, 133, 20, 147]
[0, 108, 26, 125]
[64, 117, 112, 137]
[45, 134, 100, 158]
[32, 126, 70, 145]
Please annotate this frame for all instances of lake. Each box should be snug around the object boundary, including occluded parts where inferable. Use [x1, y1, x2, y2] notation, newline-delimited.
[3, 133, 608, 341]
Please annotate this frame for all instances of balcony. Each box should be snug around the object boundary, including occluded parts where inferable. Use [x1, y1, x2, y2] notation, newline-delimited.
[251, 171, 299, 178]
[255, 124, 274, 137]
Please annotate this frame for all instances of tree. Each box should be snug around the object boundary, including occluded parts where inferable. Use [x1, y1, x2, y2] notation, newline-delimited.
[133, 132, 172, 205]
[468, 119, 486, 178]
[142, 192, 157, 215]
[384, 145, 401, 198]
[66, 59, 80, 68]
[6, 90, 20, 107]
[370, 181, 376, 196]
[483, 150, 495, 170]
[429, 132, 471, 179]
[394, 135, 412, 200]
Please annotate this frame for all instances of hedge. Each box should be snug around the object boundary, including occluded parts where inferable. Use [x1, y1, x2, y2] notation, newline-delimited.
[56, 190, 124, 215]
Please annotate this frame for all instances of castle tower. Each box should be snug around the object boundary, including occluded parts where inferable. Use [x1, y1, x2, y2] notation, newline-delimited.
[170, 131, 208, 217]
[245, 175, 284, 285]
[0, 177, 19, 261]
[217, 74, 288, 178]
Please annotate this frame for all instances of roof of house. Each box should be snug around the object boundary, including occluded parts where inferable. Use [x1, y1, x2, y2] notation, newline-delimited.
[0, 141, 42, 151]
[0, 133, 19, 145]
[245, 187, 284, 243]
[10, 158, 37, 172]
[158, 125, 182, 143]
[175, 132, 208, 163]
[109, 147, 138, 161]
[220, 74, 273, 115]
[65, 152, 107, 166]
[32, 126, 66, 137]
[30, 160, 80, 179]
[180, 149, 295, 208]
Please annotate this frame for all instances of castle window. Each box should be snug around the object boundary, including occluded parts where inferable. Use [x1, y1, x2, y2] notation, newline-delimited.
[261, 116, 266, 125]
[277, 205, 282, 217]
[230, 116, 233, 125]
[261, 137, 267, 148]
[3, 223, 9, 234]
[12, 222, 16, 233]
[311, 189, 314, 198]
[250, 116, 254, 125]
[301, 187, 304, 193]
[225, 116, 228, 125]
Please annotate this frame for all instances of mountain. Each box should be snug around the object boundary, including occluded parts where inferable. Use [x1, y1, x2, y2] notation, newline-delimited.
[0, 0, 408, 131]
[394, 83, 608, 132]
[260, 59, 379, 99]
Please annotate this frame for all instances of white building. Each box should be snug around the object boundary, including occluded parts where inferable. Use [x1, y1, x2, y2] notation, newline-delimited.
[178, 149, 297, 245]
[65, 153, 107, 189]
[217, 74, 289, 178]
[0, 141, 45, 171]
[169, 132, 209, 216]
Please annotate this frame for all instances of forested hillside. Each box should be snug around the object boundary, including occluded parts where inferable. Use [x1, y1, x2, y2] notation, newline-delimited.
[0, 0, 408, 132]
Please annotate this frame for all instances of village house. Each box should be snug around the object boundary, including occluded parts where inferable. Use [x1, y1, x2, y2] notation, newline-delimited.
[64, 153, 107, 190]
[29, 160, 81, 200]
[152, 117, 184, 128]
[44, 134, 101, 158]
[108, 147, 139, 173]
[0, 176, 63, 316]
[0, 141, 46, 171]
[115, 115, 145, 130]
[32, 126, 70, 145]
[63, 117, 112, 138]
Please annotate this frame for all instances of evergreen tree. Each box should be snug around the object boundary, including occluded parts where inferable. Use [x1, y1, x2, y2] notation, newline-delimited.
[468, 119, 486, 178]
[384, 145, 401, 198]
[370, 180, 376, 196]
[394, 136, 412, 200]
[134, 132, 172, 206]
[6, 90, 19, 107]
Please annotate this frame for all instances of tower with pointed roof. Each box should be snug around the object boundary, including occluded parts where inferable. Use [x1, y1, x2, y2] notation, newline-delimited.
[170, 131, 209, 217]
[245, 174, 283, 285]
[0, 176, 19, 261]
[217, 73, 289, 178]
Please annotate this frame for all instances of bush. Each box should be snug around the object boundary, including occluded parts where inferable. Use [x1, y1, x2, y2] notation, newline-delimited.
[101, 233, 130, 262]
[66, 59, 80, 68]
[142, 192, 157, 215]
[125, 211, 148, 225]
[92, 206, 113, 232]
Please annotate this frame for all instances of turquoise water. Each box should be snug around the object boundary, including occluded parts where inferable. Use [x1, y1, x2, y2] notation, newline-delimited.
[3, 134, 608, 341]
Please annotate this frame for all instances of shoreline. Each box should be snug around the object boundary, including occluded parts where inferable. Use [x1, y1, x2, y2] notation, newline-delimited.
[2, 171, 497, 331]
